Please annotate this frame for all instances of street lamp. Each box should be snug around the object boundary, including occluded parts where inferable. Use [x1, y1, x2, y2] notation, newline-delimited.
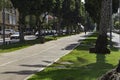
[2, 0, 6, 45]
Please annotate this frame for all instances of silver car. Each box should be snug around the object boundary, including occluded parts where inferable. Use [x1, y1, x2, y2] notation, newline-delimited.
[10, 32, 20, 40]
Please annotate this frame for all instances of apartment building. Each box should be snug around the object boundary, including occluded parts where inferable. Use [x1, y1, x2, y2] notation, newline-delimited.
[0, 8, 18, 31]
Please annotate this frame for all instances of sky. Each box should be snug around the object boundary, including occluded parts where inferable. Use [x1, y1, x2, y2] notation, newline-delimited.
[81, 0, 85, 3]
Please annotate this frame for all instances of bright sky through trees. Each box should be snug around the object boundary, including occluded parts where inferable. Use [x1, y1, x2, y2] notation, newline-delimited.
[81, 0, 85, 3]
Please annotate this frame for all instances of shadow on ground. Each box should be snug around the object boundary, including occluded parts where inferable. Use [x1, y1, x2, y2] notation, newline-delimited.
[62, 43, 79, 50]
[24, 54, 114, 80]
[77, 37, 120, 52]
[2, 70, 38, 75]
[1, 54, 115, 80]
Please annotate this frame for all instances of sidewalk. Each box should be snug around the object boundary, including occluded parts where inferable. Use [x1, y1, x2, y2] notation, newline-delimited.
[108, 32, 120, 49]
[0, 32, 93, 80]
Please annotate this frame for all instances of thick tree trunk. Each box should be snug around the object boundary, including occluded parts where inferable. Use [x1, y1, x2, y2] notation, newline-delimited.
[96, 0, 111, 54]
[90, 0, 111, 54]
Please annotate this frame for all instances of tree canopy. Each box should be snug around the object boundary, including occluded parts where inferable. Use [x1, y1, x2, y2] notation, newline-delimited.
[85, 0, 119, 25]
[9, 0, 86, 41]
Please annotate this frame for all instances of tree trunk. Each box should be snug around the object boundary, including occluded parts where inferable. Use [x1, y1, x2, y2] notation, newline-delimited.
[35, 13, 48, 43]
[96, 0, 112, 54]
[19, 13, 25, 42]
[35, 15, 44, 43]
[57, 18, 62, 36]
[66, 26, 70, 35]
[90, 0, 111, 54]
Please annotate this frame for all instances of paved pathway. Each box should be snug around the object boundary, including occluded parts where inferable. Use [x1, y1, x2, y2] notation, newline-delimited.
[108, 32, 120, 49]
[0, 32, 92, 80]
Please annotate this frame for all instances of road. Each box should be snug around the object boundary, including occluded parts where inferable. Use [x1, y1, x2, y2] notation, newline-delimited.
[0, 32, 92, 80]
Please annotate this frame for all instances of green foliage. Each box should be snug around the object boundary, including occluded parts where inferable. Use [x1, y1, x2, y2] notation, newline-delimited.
[25, 15, 36, 28]
[62, 0, 82, 26]
[52, 0, 63, 17]
[85, 0, 119, 24]
[114, 21, 120, 29]
[28, 33, 120, 80]
[10, 0, 56, 18]
[113, 13, 120, 29]
[10, 0, 56, 41]
[62, 0, 71, 20]
[11, 0, 29, 14]
[85, 0, 101, 24]
[0, 0, 12, 10]
[112, 0, 119, 13]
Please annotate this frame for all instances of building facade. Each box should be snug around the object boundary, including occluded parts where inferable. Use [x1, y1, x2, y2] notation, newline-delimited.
[0, 8, 18, 31]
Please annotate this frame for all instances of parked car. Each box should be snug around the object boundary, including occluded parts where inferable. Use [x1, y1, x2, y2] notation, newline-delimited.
[10, 32, 20, 40]
[35, 30, 45, 37]
[35, 30, 57, 37]
[24, 31, 33, 35]
[0, 29, 15, 35]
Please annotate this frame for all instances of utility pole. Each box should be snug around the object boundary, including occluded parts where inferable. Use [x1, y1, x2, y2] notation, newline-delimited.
[2, 0, 5, 45]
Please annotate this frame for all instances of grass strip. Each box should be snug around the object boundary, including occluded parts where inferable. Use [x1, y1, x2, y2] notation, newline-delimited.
[28, 33, 120, 80]
[0, 34, 76, 53]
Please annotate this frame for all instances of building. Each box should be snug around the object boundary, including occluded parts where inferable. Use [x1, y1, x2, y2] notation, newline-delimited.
[0, 8, 18, 31]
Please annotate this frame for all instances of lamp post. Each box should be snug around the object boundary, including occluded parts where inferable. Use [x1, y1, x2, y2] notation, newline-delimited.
[2, 0, 5, 45]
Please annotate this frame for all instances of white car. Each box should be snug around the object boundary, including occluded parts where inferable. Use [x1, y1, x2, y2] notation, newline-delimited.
[10, 32, 20, 40]
[0, 29, 15, 35]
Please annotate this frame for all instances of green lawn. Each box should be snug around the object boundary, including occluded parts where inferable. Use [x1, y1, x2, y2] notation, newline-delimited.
[28, 33, 120, 80]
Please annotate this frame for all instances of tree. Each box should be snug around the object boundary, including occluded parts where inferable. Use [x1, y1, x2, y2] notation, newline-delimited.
[85, 0, 119, 30]
[62, 0, 76, 34]
[28, 0, 55, 42]
[0, 0, 12, 10]
[10, 0, 55, 42]
[95, 0, 112, 53]
[73, 0, 82, 33]
[89, 0, 119, 54]
[10, 0, 29, 42]
[113, 13, 120, 29]
[52, 0, 63, 35]
[61, 0, 84, 34]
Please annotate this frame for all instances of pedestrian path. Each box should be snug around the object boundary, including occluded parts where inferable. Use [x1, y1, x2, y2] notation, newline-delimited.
[108, 32, 120, 49]
[0, 32, 93, 80]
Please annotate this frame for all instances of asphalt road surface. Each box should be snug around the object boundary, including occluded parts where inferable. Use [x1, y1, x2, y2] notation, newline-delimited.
[0, 32, 92, 80]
